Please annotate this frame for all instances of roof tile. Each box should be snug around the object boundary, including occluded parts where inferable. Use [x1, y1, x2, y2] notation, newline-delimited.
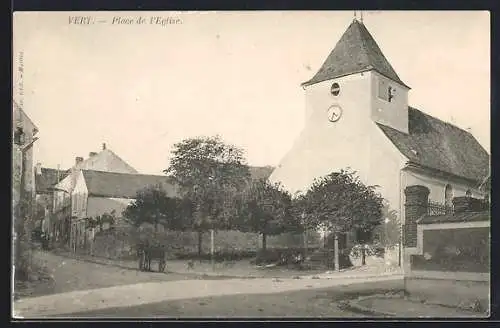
[377, 107, 490, 182]
[82, 170, 178, 199]
[303, 20, 408, 87]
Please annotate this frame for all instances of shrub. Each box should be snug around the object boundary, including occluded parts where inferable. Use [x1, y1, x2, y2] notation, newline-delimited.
[251, 247, 319, 266]
[174, 249, 257, 262]
[349, 244, 385, 259]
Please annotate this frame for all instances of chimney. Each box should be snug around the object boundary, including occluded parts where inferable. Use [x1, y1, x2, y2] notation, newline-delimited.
[75, 157, 84, 165]
[453, 196, 485, 214]
[404, 185, 430, 248]
[35, 162, 42, 175]
[102, 143, 106, 150]
[89, 152, 98, 157]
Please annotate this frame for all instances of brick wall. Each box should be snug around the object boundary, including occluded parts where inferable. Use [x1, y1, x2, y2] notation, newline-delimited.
[404, 185, 430, 247]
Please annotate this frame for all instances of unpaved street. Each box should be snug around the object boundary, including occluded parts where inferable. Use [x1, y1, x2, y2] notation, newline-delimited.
[63, 280, 407, 318]
[14, 251, 404, 318]
[19, 251, 212, 298]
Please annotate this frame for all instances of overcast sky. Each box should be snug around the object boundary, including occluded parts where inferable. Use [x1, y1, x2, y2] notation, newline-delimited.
[13, 11, 490, 174]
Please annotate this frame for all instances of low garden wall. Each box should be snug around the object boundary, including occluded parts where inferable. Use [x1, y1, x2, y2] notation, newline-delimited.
[406, 224, 490, 311]
[411, 227, 489, 273]
[89, 225, 322, 261]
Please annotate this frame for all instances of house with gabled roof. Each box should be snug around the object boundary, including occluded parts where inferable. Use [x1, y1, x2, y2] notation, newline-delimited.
[268, 18, 490, 267]
[73, 170, 178, 220]
[69, 169, 179, 249]
[51, 143, 140, 247]
[52, 143, 138, 211]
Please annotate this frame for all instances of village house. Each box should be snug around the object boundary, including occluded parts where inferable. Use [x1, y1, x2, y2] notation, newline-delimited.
[268, 19, 490, 265]
[71, 169, 179, 250]
[13, 107, 39, 227]
[51, 143, 139, 247]
[13, 106, 39, 277]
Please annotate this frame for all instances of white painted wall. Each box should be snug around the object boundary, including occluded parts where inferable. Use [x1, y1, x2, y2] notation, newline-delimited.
[402, 169, 484, 207]
[72, 171, 88, 219]
[370, 71, 409, 134]
[270, 70, 409, 221]
[270, 72, 375, 194]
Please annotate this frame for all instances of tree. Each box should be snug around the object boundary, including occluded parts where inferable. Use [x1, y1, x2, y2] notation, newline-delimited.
[234, 179, 297, 251]
[164, 135, 250, 255]
[122, 185, 179, 233]
[300, 169, 384, 267]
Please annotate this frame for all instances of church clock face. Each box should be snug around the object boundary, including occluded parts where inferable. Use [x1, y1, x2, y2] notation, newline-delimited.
[327, 105, 342, 122]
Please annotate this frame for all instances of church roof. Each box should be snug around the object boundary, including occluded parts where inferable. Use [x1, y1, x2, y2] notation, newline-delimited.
[302, 19, 408, 88]
[82, 170, 178, 199]
[377, 107, 490, 183]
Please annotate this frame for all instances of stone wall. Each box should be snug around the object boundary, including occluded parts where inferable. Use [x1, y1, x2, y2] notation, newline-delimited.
[90, 224, 321, 260]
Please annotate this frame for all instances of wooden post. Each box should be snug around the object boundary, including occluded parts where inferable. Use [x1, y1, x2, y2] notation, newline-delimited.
[334, 232, 339, 272]
[210, 229, 215, 271]
[303, 227, 308, 259]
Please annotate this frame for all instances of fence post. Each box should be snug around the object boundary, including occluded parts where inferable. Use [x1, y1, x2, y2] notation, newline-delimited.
[210, 229, 215, 271]
[333, 233, 339, 272]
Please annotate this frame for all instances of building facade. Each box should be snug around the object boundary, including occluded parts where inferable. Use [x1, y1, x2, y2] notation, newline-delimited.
[71, 169, 178, 250]
[51, 144, 139, 248]
[13, 108, 39, 228]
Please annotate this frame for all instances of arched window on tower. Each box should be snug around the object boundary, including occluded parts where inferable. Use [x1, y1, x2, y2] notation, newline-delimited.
[445, 184, 453, 214]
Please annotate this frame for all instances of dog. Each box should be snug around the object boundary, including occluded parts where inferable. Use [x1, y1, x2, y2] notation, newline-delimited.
[186, 260, 195, 270]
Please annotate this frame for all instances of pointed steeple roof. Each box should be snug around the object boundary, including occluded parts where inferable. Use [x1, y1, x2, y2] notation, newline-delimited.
[302, 19, 409, 88]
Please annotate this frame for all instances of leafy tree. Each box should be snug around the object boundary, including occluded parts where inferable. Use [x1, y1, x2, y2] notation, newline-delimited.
[234, 179, 297, 251]
[122, 185, 179, 233]
[164, 135, 250, 255]
[300, 169, 384, 266]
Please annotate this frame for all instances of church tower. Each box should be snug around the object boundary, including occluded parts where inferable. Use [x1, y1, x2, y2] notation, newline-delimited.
[269, 18, 410, 195]
[303, 18, 410, 134]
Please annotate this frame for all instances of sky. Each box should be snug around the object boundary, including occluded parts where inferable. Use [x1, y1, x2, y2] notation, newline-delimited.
[13, 11, 490, 175]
